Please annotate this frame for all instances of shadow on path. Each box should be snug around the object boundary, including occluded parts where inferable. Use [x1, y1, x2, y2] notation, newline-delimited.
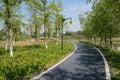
[32, 43, 106, 80]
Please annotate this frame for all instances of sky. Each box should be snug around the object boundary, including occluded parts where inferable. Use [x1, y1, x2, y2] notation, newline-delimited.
[62, 0, 92, 32]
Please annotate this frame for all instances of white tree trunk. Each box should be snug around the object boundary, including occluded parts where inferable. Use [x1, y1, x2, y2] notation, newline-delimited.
[13, 40, 15, 45]
[45, 42, 48, 49]
[9, 27, 13, 57]
[10, 46, 13, 57]
[56, 33, 59, 45]
[5, 29, 8, 50]
[36, 39, 38, 45]
[112, 46, 114, 50]
[5, 42, 8, 50]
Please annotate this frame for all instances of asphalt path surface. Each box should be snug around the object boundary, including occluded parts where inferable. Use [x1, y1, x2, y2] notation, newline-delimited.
[32, 43, 107, 80]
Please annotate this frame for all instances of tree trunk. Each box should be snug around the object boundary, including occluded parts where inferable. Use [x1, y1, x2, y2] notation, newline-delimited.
[34, 9, 38, 45]
[56, 26, 58, 45]
[109, 35, 113, 48]
[100, 37, 102, 46]
[43, 3, 48, 49]
[5, 41, 8, 50]
[13, 36, 15, 45]
[5, 21, 8, 50]
[47, 28, 50, 41]
[56, 14, 59, 45]
[44, 19, 48, 49]
[35, 23, 38, 45]
[9, 25, 13, 57]
[93, 36, 96, 44]
[104, 35, 107, 47]
[6, 3, 13, 57]
[44, 28, 48, 49]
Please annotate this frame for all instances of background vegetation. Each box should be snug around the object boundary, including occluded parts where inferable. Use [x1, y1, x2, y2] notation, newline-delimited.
[79, 0, 120, 48]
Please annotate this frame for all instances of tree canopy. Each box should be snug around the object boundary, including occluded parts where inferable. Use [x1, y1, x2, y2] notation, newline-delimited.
[79, 0, 120, 47]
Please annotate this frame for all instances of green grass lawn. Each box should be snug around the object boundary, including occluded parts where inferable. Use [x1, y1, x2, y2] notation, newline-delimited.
[0, 41, 75, 80]
[81, 41, 120, 80]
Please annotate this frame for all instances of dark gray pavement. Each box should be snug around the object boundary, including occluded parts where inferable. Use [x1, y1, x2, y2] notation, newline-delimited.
[33, 43, 106, 80]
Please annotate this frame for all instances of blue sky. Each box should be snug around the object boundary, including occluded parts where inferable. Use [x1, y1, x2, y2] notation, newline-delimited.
[62, 0, 92, 32]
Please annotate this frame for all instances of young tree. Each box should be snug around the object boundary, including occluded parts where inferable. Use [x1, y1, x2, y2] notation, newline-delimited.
[40, 0, 63, 49]
[0, 0, 24, 57]
[27, 0, 43, 45]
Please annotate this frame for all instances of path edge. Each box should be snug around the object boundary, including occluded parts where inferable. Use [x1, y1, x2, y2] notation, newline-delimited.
[31, 43, 77, 80]
[82, 43, 111, 80]
[96, 48, 111, 80]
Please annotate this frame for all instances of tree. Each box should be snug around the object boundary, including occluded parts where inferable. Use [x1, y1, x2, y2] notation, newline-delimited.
[40, 0, 63, 49]
[27, 0, 43, 45]
[0, 0, 24, 57]
[83, 0, 120, 48]
[54, 14, 63, 45]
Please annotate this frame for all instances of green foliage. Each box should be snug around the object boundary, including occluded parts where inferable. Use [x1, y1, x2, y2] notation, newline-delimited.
[66, 31, 72, 36]
[26, 0, 63, 46]
[81, 0, 120, 44]
[0, 29, 6, 41]
[0, 42, 74, 80]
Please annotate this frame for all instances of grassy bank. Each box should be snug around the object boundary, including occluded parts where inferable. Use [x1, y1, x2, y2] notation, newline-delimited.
[81, 41, 120, 80]
[0, 42, 74, 80]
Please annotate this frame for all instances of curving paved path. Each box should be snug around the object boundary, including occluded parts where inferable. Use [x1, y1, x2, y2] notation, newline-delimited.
[31, 43, 111, 80]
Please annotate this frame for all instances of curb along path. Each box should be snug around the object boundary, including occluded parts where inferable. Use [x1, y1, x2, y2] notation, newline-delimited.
[31, 42, 111, 80]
